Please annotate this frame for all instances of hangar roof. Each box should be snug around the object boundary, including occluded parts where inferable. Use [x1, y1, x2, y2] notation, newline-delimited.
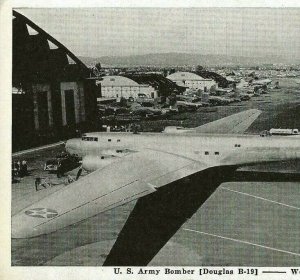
[123, 73, 185, 96]
[13, 10, 90, 84]
[100, 76, 140, 87]
[167, 71, 211, 81]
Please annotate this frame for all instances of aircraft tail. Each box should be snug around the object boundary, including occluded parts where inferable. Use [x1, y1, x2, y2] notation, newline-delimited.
[194, 109, 262, 134]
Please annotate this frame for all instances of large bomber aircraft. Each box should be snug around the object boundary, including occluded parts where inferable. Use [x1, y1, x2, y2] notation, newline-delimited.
[12, 109, 300, 265]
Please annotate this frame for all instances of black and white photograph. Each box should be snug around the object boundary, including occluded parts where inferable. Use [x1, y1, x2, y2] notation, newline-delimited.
[6, 2, 300, 273]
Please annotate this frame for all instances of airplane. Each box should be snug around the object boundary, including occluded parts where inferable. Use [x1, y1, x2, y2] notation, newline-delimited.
[176, 100, 203, 110]
[251, 79, 272, 86]
[209, 95, 232, 105]
[12, 109, 300, 265]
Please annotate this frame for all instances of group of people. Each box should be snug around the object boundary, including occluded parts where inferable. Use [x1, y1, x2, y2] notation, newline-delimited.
[12, 160, 28, 179]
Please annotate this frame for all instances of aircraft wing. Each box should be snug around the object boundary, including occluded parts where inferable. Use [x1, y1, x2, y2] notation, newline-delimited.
[194, 109, 262, 134]
[12, 150, 211, 239]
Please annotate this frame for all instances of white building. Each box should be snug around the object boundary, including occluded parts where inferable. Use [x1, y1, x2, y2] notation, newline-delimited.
[98, 76, 157, 99]
[167, 72, 217, 92]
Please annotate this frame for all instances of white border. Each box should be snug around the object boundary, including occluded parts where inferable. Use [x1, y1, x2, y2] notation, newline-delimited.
[2, 1, 300, 280]
[10, 0, 300, 8]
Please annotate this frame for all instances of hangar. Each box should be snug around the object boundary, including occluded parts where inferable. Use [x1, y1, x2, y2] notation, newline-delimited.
[98, 74, 185, 100]
[167, 71, 217, 92]
[123, 73, 185, 98]
[98, 75, 157, 99]
[12, 10, 98, 151]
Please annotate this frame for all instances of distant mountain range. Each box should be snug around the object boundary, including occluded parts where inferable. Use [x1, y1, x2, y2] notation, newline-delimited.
[78, 52, 298, 67]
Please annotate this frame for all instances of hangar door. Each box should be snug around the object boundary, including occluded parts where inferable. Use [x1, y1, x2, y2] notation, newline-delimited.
[64, 89, 76, 125]
[37, 91, 49, 128]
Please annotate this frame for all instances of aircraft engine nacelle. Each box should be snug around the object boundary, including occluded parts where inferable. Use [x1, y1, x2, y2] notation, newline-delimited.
[82, 155, 118, 172]
[164, 126, 183, 133]
[163, 126, 193, 133]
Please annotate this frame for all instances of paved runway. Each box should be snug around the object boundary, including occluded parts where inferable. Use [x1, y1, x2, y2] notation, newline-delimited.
[41, 180, 300, 266]
[11, 158, 300, 266]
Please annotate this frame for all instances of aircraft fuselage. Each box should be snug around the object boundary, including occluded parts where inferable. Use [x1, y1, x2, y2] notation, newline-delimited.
[66, 132, 300, 168]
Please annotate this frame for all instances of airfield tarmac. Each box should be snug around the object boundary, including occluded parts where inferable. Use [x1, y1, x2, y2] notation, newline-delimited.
[11, 77, 300, 266]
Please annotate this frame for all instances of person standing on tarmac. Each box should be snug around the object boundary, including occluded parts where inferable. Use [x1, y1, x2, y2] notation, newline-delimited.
[20, 160, 28, 177]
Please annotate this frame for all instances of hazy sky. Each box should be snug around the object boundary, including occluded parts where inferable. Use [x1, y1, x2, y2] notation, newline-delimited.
[16, 8, 300, 59]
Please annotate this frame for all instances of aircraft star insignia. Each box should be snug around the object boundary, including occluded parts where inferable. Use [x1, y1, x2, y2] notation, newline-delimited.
[24, 208, 58, 219]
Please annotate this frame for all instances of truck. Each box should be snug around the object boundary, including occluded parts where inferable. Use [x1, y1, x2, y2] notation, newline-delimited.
[44, 153, 81, 177]
[269, 128, 299, 136]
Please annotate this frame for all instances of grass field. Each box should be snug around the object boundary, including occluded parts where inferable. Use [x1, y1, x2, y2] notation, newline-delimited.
[140, 77, 300, 133]
[11, 77, 300, 266]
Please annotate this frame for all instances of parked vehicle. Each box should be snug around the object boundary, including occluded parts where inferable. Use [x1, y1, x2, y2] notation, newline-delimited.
[44, 154, 81, 177]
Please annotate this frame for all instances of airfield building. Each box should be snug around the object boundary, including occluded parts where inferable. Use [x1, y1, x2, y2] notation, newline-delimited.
[123, 73, 185, 98]
[12, 10, 98, 151]
[98, 75, 158, 99]
[167, 71, 217, 92]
